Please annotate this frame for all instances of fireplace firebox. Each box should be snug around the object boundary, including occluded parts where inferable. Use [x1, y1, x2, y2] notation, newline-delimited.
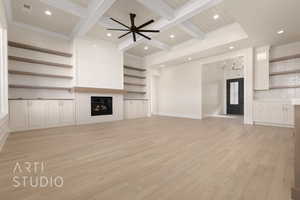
[91, 97, 113, 116]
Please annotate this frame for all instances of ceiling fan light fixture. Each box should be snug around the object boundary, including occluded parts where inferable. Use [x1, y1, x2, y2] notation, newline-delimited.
[107, 13, 160, 42]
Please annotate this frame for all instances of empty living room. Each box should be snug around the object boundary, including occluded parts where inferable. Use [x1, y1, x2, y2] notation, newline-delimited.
[0, 0, 300, 199]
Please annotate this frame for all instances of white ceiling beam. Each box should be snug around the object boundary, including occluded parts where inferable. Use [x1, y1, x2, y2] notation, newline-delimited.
[146, 40, 171, 51]
[179, 21, 205, 39]
[72, 0, 117, 37]
[136, 0, 175, 20]
[39, 0, 88, 18]
[119, 0, 223, 51]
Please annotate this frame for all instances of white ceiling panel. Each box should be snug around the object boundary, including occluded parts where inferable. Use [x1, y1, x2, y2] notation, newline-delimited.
[105, 0, 160, 28]
[164, 0, 190, 9]
[68, 0, 90, 8]
[154, 26, 191, 46]
[11, 0, 79, 36]
[190, 2, 235, 33]
[126, 42, 161, 57]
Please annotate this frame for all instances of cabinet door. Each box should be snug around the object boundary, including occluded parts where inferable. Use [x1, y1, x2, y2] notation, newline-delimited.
[254, 46, 270, 90]
[9, 100, 28, 131]
[128, 100, 136, 119]
[283, 104, 294, 125]
[46, 101, 60, 127]
[60, 100, 75, 125]
[142, 101, 148, 117]
[124, 101, 131, 119]
[28, 101, 46, 129]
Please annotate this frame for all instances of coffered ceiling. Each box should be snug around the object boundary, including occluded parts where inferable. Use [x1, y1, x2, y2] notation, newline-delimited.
[4, 0, 300, 60]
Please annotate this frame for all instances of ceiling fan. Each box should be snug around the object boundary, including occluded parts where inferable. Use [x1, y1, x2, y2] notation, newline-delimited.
[107, 13, 160, 42]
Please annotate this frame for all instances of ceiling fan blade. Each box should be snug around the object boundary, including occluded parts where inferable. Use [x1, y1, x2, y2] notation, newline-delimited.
[137, 19, 154, 30]
[130, 13, 136, 27]
[138, 30, 160, 33]
[136, 32, 151, 40]
[118, 31, 131, 39]
[133, 32, 137, 42]
[107, 28, 130, 31]
[110, 17, 130, 29]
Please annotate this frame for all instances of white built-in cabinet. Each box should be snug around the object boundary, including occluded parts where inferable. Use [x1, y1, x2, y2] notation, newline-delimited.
[254, 46, 270, 90]
[254, 101, 294, 126]
[124, 100, 148, 119]
[9, 100, 75, 132]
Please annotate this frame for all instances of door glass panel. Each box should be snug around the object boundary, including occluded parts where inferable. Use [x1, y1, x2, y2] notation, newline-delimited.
[230, 82, 239, 105]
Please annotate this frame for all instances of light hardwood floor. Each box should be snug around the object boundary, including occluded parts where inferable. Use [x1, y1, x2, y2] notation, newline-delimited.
[0, 116, 294, 200]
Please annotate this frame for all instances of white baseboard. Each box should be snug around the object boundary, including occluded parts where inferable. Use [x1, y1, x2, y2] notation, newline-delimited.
[254, 121, 294, 128]
[157, 113, 202, 120]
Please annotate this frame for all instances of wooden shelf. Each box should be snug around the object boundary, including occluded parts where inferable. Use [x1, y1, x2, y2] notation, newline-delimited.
[270, 69, 300, 76]
[8, 70, 73, 79]
[124, 65, 146, 72]
[270, 85, 300, 90]
[74, 87, 126, 94]
[124, 74, 146, 79]
[270, 54, 300, 63]
[124, 98, 149, 101]
[9, 98, 75, 100]
[126, 91, 146, 94]
[9, 84, 73, 91]
[9, 56, 73, 68]
[8, 41, 72, 57]
[124, 82, 146, 86]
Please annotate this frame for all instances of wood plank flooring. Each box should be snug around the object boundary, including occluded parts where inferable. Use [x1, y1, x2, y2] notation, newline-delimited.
[0, 116, 294, 200]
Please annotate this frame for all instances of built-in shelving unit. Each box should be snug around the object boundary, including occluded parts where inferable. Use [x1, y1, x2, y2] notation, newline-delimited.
[269, 53, 300, 90]
[9, 56, 72, 68]
[9, 84, 73, 91]
[8, 40, 74, 99]
[123, 65, 147, 100]
[8, 70, 73, 79]
[8, 41, 73, 57]
[270, 54, 300, 63]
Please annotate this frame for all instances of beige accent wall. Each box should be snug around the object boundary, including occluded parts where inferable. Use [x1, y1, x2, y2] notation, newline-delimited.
[0, 115, 9, 152]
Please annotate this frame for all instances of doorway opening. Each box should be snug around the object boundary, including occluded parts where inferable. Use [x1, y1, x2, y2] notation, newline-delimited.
[202, 56, 245, 120]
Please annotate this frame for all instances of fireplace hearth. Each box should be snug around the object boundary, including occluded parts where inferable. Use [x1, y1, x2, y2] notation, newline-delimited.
[91, 97, 113, 116]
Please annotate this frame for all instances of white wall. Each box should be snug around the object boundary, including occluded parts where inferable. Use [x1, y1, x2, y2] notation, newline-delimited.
[153, 48, 254, 124]
[0, 0, 8, 151]
[75, 37, 123, 89]
[202, 64, 224, 116]
[157, 62, 202, 119]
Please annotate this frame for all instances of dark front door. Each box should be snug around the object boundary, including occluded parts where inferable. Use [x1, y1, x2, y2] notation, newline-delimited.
[226, 78, 244, 115]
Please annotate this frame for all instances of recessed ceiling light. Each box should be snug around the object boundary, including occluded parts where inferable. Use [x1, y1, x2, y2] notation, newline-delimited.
[106, 33, 112, 37]
[144, 46, 149, 50]
[229, 46, 235, 50]
[213, 14, 219, 20]
[45, 10, 52, 16]
[170, 34, 175, 39]
[188, 57, 192, 61]
[277, 29, 284, 34]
